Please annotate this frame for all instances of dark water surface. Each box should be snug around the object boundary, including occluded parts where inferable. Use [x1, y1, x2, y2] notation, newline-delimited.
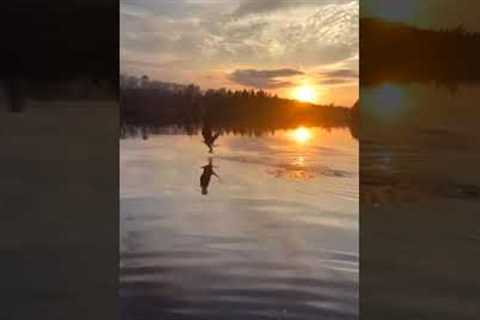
[0, 103, 118, 320]
[120, 127, 358, 319]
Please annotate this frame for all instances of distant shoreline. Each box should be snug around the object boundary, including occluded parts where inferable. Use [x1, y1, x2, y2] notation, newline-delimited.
[361, 18, 480, 86]
[120, 86, 357, 138]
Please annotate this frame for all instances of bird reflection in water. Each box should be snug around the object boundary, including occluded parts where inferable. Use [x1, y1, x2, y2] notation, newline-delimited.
[201, 124, 221, 153]
[200, 158, 219, 195]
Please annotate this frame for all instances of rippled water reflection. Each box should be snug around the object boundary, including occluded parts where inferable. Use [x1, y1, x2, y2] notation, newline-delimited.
[120, 127, 358, 319]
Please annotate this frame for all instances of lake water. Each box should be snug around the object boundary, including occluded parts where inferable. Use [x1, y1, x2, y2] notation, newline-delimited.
[361, 83, 480, 319]
[120, 126, 358, 319]
[361, 83, 480, 204]
[0, 104, 118, 320]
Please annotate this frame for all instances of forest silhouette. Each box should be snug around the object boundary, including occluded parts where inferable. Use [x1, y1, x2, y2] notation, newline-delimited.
[120, 76, 355, 139]
[1, 3, 117, 112]
[361, 18, 480, 87]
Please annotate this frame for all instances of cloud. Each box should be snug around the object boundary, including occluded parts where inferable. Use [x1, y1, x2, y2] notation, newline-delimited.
[121, 58, 188, 70]
[120, 0, 359, 105]
[199, 1, 359, 67]
[313, 67, 358, 87]
[233, 0, 354, 18]
[121, 0, 202, 19]
[319, 69, 358, 78]
[318, 78, 352, 85]
[121, 0, 358, 67]
[121, 3, 151, 17]
[232, 0, 289, 17]
[229, 68, 304, 88]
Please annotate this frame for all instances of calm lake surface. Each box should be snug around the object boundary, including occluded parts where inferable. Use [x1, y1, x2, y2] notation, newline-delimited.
[120, 126, 358, 320]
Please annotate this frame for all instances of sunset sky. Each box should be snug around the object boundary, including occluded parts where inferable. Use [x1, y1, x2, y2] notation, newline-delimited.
[120, 0, 359, 106]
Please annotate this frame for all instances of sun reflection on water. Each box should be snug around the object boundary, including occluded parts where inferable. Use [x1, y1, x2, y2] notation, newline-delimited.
[290, 127, 313, 144]
[277, 128, 316, 180]
[294, 156, 305, 166]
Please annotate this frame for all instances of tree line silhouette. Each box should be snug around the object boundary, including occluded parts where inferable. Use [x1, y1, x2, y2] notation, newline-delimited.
[361, 18, 480, 87]
[120, 76, 355, 138]
[1, 2, 117, 112]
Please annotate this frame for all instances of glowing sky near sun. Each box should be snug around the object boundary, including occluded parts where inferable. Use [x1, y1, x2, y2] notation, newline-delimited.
[120, 0, 358, 106]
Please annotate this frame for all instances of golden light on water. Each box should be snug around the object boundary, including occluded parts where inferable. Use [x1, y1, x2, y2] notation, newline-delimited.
[290, 127, 313, 144]
[294, 156, 305, 166]
[294, 85, 317, 103]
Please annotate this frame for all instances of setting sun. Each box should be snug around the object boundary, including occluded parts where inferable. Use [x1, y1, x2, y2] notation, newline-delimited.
[290, 127, 313, 144]
[294, 86, 317, 103]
